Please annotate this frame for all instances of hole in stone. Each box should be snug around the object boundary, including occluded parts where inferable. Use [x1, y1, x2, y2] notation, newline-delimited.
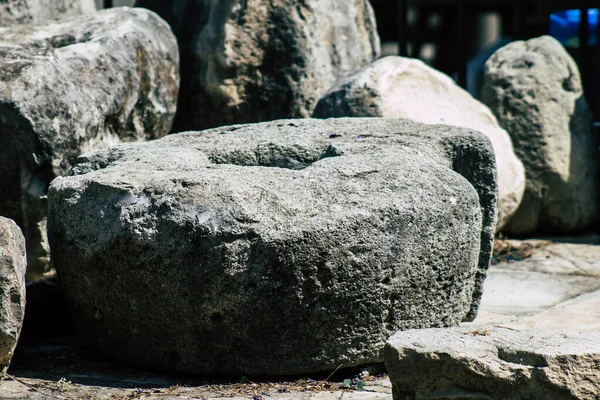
[209, 312, 224, 323]
[497, 347, 548, 367]
[207, 144, 343, 170]
[49, 34, 77, 48]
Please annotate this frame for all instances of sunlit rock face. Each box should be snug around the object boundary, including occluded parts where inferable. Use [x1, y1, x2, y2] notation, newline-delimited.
[0, 7, 179, 281]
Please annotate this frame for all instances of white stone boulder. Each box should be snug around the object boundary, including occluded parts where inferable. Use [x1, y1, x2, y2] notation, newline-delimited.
[482, 36, 600, 235]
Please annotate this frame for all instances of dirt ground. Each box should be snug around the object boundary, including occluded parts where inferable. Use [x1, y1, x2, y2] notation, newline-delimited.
[2, 337, 391, 400]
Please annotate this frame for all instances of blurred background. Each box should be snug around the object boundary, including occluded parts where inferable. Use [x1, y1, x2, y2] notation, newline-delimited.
[95, 0, 132, 7]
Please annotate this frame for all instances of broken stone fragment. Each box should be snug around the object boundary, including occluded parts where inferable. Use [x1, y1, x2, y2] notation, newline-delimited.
[384, 326, 600, 400]
[0, 217, 26, 373]
[0, 7, 179, 281]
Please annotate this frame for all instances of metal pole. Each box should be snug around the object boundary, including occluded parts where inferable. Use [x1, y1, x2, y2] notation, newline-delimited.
[513, 0, 527, 40]
[596, 5, 600, 122]
[103, 0, 113, 8]
[457, 0, 467, 87]
[398, 0, 409, 57]
[580, 2, 591, 109]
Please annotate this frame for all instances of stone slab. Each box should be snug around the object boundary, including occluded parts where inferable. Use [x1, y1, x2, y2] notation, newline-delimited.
[384, 326, 600, 399]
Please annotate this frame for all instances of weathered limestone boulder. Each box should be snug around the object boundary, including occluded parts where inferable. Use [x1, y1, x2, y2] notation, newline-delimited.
[134, 0, 380, 131]
[384, 326, 600, 400]
[48, 118, 497, 376]
[0, 0, 96, 26]
[313, 56, 525, 232]
[0, 7, 179, 281]
[482, 36, 600, 235]
[0, 217, 26, 373]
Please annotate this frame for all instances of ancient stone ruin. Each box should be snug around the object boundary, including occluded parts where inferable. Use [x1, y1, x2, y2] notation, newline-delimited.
[48, 118, 497, 376]
[0, 1, 598, 399]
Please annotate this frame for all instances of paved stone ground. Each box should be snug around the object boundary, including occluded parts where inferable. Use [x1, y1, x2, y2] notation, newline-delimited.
[0, 234, 598, 399]
[469, 233, 600, 331]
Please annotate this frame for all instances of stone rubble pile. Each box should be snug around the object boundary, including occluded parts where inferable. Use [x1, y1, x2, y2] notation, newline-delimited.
[0, 1, 597, 395]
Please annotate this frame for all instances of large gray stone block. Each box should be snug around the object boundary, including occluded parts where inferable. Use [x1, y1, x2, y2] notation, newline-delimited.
[384, 326, 600, 400]
[482, 36, 600, 235]
[0, 7, 179, 281]
[134, 0, 380, 131]
[313, 56, 525, 232]
[0, 217, 26, 373]
[0, 0, 96, 27]
[48, 118, 497, 376]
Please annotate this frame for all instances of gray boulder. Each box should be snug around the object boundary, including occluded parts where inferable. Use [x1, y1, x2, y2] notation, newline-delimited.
[134, 0, 380, 131]
[384, 326, 600, 400]
[313, 56, 525, 232]
[0, 0, 96, 26]
[48, 118, 497, 376]
[0, 7, 179, 281]
[0, 217, 26, 373]
[482, 36, 600, 234]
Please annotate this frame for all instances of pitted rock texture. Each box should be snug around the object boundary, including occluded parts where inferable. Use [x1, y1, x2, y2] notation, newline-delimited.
[384, 326, 600, 400]
[482, 36, 600, 235]
[48, 118, 497, 376]
[134, 0, 380, 131]
[0, 7, 179, 281]
[0, 0, 96, 27]
[0, 217, 26, 373]
[313, 56, 525, 232]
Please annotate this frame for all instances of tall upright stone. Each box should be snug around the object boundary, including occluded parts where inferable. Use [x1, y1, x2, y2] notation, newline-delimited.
[134, 0, 380, 131]
[482, 36, 600, 234]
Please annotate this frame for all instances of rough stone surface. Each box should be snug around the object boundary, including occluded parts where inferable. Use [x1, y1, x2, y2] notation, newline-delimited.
[384, 326, 600, 400]
[48, 118, 497, 376]
[0, 0, 96, 27]
[134, 0, 380, 131]
[482, 35, 600, 235]
[0, 217, 26, 373]
[0, 7, 179, 281]
[313, 56, 525, 232]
